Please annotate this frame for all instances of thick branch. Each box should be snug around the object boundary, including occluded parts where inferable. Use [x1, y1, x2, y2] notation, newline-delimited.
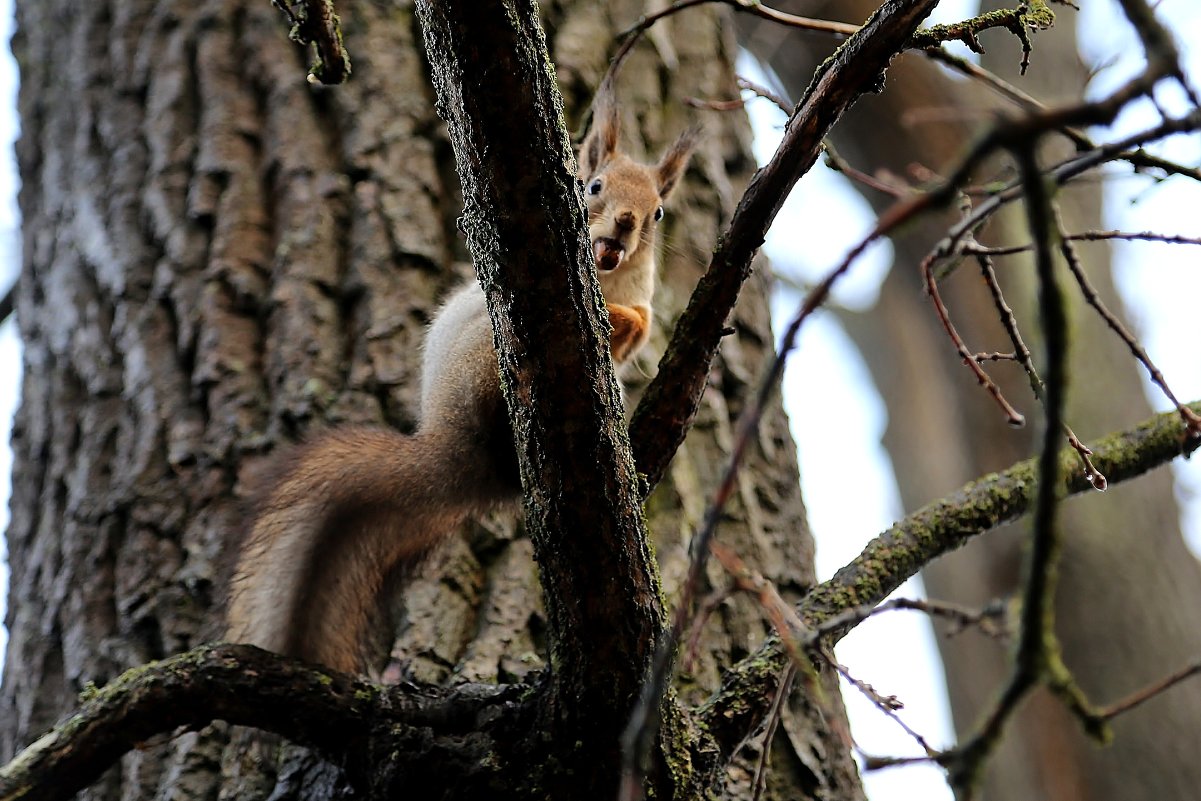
[413, 0, 663, 780]
[628, 0, 940, 490]
[695, 402, 1201, 764]
[0, 644, 514, 801]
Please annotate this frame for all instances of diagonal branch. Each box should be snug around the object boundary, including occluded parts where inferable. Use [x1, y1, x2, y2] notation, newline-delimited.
[695, 401, 1201, 766]
[0, 644, 516, 801]
[628, 0, 941, 491]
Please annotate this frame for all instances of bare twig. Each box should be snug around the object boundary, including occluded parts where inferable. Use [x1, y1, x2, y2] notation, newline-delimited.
[1055, 211, 1201, 440]
[975, 254, 1106, 489]
[885, 597, 1011, 639]
[618, 0, 1057, 62]
[859, 658, 1201, 773]
[795, 596, 1011, 654]
[924, 45, 1201, 180]
[1112, 0, 1198, 105]
[966, 230, 1201, 256]
[738, 77, 791, 114]
[1098, 660, 1201, 721]
[697, 401, 1201, 768]
[710, 542, 807, 651]
[0, 283, 12, 326]
[940, 141, 1083, 797]
[683, 95, 746, 112]
[973, 351, 1018, 363]
[752, 664, 796, 801]
[682, 589, 733, 671]
[831, 657, 938, 757]
[616, 0, 857, 56]
[823, 141, 910, 198]
[686, 86, 907, 200]
[922, 250, 1027, 426]
[929, 110, 1201, 286]
[684, 78, 791, 114]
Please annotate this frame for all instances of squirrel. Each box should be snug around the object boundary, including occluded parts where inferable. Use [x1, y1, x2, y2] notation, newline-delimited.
[226, 97, 695, 675]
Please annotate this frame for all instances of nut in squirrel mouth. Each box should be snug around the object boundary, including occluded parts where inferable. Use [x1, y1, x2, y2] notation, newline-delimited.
[593, 237, 625, 271]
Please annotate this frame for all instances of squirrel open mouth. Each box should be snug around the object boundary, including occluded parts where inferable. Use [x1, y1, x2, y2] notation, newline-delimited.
[593, 237, 625, 271]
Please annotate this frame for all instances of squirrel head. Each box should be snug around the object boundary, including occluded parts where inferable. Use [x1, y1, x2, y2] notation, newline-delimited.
[578, 100, 695, 273]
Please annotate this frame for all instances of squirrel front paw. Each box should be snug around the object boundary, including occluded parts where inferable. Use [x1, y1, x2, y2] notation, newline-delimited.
[607, 303, 651, 364]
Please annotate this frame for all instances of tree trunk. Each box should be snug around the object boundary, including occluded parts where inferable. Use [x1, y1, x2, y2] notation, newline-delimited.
[1, 1, 856, 799]
[742, 2, 1201, 799]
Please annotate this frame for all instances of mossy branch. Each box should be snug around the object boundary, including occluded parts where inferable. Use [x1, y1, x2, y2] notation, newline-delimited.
[0, 643, 519, 801]
[695, 402, 1201, 764]
[270, 0, 351, 84]
[911, 2, 1052, 52]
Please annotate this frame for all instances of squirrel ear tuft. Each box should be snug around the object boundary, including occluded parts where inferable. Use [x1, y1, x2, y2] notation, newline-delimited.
[655, 128, 697, 199]
[579, 99, 620, 179]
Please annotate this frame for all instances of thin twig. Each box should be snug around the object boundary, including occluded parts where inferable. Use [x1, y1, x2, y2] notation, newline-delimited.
[922, 251, 1027, 427]
[922, 47, 1092, 152]
[831, 657, 937, 757]
[943, 141, 1089, 798]
[616, 0, 1060, 85]
[710, 542, 807, 651]
[686, 84, 906, 200]
[967, 229, 1201, 256]
[682, 589, 732, 672]
[0, 283, 13, 326]
[1098, 660, 1201, 721]
[738, 77, 791, 113]
[697, 401, 1201, 768]
[683, 96, 746, 112]
[752, 664, 796, 801]
[886, 597, 1011, 639]
[861, 658, 1201, 774]
[796, 596, 1010, 652]
[823, 141, 910, 198]
[1112, 0, 1199, 107]
[973, 351, 1018, 363]
[1055, 210, 1201, 439]
[616, 0, 857, 55]
[976, 254, 1106, 489]
[929, 109, 1201, 286]
[684, 77, 791, 114]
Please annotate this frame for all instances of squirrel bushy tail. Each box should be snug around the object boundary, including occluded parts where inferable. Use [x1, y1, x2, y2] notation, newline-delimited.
[228, 287, 520, 674]
[228, 422, 514, 674]
[227, 99, 694, 674]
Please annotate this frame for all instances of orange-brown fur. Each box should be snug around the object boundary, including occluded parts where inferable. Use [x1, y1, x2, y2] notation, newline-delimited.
[227, 97, 694, 674]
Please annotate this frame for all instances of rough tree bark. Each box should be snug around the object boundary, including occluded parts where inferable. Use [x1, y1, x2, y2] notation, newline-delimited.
[1, 1, 857, 799]
[742, 1, 1201, 799]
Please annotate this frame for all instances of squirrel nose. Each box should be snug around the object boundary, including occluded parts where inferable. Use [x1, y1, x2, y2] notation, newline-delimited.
[615, 210, 636, 232]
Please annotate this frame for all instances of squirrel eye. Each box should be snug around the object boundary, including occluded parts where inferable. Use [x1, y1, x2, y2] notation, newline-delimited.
[588, 178, 603, 196]
[654, 205, 664, 221]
